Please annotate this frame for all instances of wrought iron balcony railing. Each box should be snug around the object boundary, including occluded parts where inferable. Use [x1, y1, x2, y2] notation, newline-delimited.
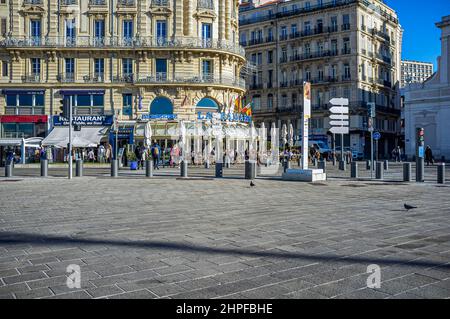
[21, 74, 41, 83]
[57, 73, 75, 83]
[23, 0, 43, 5]
[1, 36, 245, 57]
[152, 0, 168, 6]
[89, 0, 106, 6]
[118, 0, 136, 6]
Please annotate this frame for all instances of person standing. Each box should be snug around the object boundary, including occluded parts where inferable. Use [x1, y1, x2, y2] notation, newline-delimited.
[88, 149, 96, 163]
[151, 142, 160, 170]
[425, 146, 434, 166]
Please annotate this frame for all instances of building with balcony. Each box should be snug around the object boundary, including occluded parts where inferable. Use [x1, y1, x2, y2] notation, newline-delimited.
[403, 15, 450, 161]
[0, 0, 245, 153]
[239, 0, 403, 158]
[401, 60, 434, 88]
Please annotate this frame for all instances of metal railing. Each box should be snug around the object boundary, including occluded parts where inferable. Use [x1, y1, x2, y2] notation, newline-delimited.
[57, 73, 75, 83]
[23, 0, 43, 4]
[136, 73, 246, 89]
[1, 36, 245, 57]
[89, 0, 106, 6]
[62, 0, 77, 5]
[21, 74, 41, 83]
[118, 0, 136, 6]
[152, 0, 169, 6]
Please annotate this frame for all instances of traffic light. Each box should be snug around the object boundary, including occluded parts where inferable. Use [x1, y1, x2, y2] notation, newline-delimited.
[59, 98, 70, 118]
[417, 127, 425, 145]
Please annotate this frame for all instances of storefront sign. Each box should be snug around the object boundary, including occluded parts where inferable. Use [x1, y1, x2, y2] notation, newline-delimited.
[139, 114, 178, 120]
[53, 115, 113, 126]
[0, 115, 48, 123]
[197, 112, 252, 123]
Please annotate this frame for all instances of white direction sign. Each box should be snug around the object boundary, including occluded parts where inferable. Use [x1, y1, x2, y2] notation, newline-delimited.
[329, 106, 349, 114]
[329, 126, 349, 134]
[329, 98, 349, 106]
[329, 97, 350, 135]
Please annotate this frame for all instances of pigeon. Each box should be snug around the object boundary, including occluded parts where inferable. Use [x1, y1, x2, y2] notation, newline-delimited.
[250, 181, 256, 187]
[404, 204, 417, 211]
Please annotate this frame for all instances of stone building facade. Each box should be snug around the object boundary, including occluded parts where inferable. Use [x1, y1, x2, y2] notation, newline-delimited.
[0, 0, 245, 139]
[239, 0, 402, 158]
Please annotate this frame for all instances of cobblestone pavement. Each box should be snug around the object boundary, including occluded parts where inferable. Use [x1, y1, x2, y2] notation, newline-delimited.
[0, 165, 449, 299]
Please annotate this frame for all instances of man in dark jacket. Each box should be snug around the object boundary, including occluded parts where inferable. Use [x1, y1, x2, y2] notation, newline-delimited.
[425, 146, 434, 166]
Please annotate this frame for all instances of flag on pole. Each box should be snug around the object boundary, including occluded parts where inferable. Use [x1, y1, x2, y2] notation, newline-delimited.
[241, 102, 253, 116]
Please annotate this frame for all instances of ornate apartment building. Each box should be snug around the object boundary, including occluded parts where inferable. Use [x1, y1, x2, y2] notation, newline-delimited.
[0, 0, 245, 139]
[239, 0, 402, 158]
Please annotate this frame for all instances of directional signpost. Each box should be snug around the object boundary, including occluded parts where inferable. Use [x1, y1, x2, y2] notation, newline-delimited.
[367, 102, 376, 178]
[329, 98, 349, 170]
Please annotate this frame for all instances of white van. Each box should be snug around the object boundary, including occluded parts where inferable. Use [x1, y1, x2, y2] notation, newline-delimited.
[309, 140, 332, 158]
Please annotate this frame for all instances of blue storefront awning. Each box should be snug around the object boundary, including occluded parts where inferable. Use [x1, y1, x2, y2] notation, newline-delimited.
[59, 89, 105, 96]
[2, 89, 45, 95]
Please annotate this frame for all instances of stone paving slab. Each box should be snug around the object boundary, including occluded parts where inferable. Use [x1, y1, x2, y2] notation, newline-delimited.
[0, 170, 449, 299]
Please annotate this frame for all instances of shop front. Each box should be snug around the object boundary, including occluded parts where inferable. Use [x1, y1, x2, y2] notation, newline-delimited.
[0, 115, 49, 165]
[42, 115, 112, 162]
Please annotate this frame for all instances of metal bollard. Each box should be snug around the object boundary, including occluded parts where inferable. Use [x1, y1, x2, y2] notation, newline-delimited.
[403, 162, 412, 182]
[318, 160, 326, 173]
[351, 162, 358, 179]
[215, 163, 223, 178]
[384, 160, 389, 171]
[76, 160, 83, 177]
[145, 160, 153, 178]
[40, 159, 48, 177]
[180, 161, 188, 178]
[332, 157, 337, 166]
[437, 163, 445, 184]
[283, 159, 288, 173]
[5, 164, 13, 178]
[339, 160, 346, 171]
[205, 160, 210, 169]
[245, 161, 256, 180]
[376, 162, 384, 180]
[366, 160, 371, 170]
[111, 160, 119, 178]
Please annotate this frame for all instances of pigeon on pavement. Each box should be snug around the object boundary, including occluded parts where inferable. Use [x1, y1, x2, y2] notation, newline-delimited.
[404, 204, 417, 211]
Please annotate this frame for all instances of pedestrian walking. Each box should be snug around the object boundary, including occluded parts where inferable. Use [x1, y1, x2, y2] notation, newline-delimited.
[425, 146, 434, 166]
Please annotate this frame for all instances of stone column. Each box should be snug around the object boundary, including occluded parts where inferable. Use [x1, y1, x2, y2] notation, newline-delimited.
[174, 0, 183, 37]
[218, 0, 225, 41]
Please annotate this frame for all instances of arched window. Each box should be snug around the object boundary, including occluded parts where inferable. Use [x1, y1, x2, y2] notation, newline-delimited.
[196, 97, 219, 110]
[150, 97, 173, 114]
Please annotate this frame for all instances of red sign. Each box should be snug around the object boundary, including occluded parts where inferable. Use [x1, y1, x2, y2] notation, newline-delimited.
[0, 115, 48, 123]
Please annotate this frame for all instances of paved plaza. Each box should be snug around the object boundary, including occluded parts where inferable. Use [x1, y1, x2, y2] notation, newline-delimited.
[0, 163, 449, 299]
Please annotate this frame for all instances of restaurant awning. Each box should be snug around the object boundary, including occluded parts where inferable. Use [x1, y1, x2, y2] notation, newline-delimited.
[42, 127, 108, 148]
[0, 137, 43, 148]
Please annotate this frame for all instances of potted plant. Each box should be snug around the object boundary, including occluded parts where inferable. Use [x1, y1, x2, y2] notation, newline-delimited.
[127, 152, 138, 170]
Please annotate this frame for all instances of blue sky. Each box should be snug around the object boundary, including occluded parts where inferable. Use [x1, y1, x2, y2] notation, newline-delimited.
[385, 0, 449, 69]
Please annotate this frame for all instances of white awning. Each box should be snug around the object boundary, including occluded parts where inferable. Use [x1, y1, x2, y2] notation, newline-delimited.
[42, 127, 108, 148]
[0, 137, 43, 148]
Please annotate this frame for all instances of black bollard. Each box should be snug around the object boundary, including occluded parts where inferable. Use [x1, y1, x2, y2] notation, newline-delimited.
[437, 163, 445, 184]
[366, 160, 371, 170]
[76, 160, 83, 177]
[376, 162, 384, 180]
[181, 161, 188, 178]
[339, 161, 346, 171]
[40, 159, 48, 177]
[351, 162, 358, 179]
[111, 160, 119, 178]
[384, 160, 389, 171]
[403, 162, 412, 182]
[5, 164, 13, 178]
[215, 163, 223, 178]
[245, 161, 256, 180]
[146, 160, 153, 178]
[318, 160, 326, 173]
